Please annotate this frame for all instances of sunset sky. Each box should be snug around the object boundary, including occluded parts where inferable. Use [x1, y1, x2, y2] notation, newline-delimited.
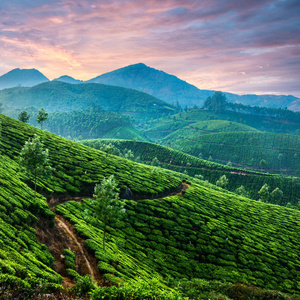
[0, 0, 299, 97]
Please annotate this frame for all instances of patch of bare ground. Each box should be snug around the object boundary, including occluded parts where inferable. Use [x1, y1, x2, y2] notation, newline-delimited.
[36, 215, 103, 290]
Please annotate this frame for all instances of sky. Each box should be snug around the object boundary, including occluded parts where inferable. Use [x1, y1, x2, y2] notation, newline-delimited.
[0, 0, 299, 97]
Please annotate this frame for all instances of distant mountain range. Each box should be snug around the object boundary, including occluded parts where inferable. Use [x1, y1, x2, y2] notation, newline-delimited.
[0, 64, 299, 111]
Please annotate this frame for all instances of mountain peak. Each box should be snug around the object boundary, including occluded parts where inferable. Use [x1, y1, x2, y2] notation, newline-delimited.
[0, 68, 49, 89]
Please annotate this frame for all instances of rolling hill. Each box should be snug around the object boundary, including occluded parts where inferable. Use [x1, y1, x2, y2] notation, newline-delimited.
[0, 113, 300, 298]
[0, 81, 178, 122]
[165, 131, 300, 176]
[82, 139, 300, 206]
[144, 107, 300, 138]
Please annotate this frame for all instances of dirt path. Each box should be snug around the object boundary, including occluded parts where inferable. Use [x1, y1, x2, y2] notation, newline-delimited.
[36, 215, 102, 289]
[56, 215, 96, 280]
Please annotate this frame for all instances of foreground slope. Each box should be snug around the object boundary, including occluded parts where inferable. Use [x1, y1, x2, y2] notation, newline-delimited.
[0, 114, 300, 295]
[0, 156, 62, 289]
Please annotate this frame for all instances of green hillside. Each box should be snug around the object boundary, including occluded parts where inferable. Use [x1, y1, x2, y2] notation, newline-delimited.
[159, 120, 258, 141]
[167, 131, 300, 176]
[101, 126, 147, 141]
[0, 114, 300, 297]
[0, 81, 178, 122]
[144, 108, 300, 138]
[82, 139, 300, 207]
[0, 155, 62, 290]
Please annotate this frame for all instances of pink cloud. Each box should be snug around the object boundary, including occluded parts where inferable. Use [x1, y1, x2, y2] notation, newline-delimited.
[0, 0, 299, 97]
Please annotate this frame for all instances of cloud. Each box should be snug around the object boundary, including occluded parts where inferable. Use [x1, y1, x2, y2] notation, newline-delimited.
[0, 0, 299, 96]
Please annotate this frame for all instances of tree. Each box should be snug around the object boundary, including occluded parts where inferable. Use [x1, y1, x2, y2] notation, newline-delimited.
[92, 175, 125, 250]
[235, 185, 248, 197]
[19, 135, 53, 199]
[216, 175, 228, 189]
[259, 159, 267, 169]
[258, 183, 269, 202]
[18, 110, 31, 123]
[36, 108, 48, 129]
[202, 92, 227, 112]
[270, 187, 283, 205]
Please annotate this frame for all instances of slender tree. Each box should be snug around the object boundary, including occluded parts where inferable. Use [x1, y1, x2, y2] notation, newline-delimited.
[18, 110, 31, 123]
[19, 135, 53, 199]
[92, 175, 125, 250]
[36, 108, 48, 129]
[270, 187, 283, 205]
[258, 183, 269, 202]
[216, 174, 228, 189]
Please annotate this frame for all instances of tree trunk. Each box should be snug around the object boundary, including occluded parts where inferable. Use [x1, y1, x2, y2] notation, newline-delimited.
[103, 223, 106, 251]
[34, 169, 37, 199]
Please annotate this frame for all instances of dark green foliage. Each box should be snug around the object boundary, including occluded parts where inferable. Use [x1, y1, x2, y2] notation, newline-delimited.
[216, 175, 228, 189]
[18, 110, 30, 123]
[89, 175, 126, 250]
[258, 184, 270, 202]
[19, 134, 53, 199]
[62, 249, 76, 270]
[36, 108, 48, 129]
[202, 91, 227, 112]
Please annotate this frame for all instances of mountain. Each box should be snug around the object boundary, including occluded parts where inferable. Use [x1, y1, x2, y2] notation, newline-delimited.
[87, 63, 213, 107]
[53, 75, 83, 84]
[87, 63, 300, 111]
[0, 81, 178, 121]
[0, 68, 49, 89]
[1, 113, 300, 298]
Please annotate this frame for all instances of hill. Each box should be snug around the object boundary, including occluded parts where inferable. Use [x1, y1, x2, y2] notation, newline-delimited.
[166, 131, 300, 176]
[0, 114, 300, 297]
[145, 120, 258, 141]
[0, 81, 177, 122]
[87, 63, 300, 111]
[82, 139, 300, 207]
[53, 75, 83, 84]
[0, 68, 49, 89]
[144, 107, 300, 138]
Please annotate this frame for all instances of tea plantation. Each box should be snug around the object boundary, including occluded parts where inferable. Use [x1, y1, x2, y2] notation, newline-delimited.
[81, 139, 300, 206]
[0, 113, 300, 298]
[167, 131, 300, 175]
[56, 183, 300, 293]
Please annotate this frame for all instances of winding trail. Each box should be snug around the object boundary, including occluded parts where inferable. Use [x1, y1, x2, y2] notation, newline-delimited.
[56, 215, 96, 279]
[37, 181, 190, 288]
